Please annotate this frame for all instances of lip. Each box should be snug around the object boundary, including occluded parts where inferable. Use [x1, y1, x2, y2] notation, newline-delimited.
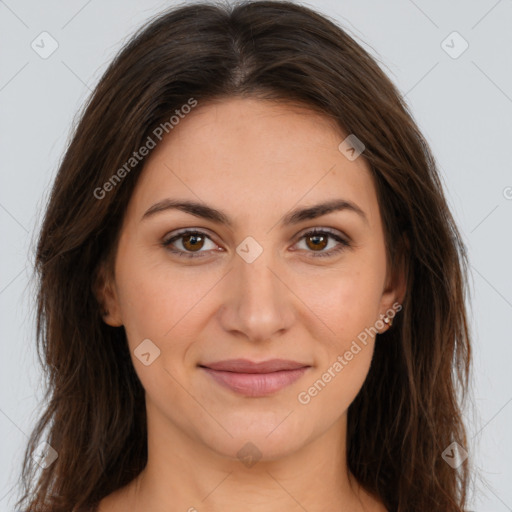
[199, 359, 310, 397]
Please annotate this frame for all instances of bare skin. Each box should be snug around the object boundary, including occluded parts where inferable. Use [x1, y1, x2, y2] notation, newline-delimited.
[96, 97, 404, 512]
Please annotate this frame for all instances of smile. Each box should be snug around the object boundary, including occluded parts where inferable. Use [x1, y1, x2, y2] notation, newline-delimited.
[199, 359, 311, 397]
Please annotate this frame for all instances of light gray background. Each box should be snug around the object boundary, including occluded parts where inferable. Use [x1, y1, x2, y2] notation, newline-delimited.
[1, 1, 511, 510]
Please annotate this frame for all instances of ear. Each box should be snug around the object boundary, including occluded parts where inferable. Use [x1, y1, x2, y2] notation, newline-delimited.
[93, 262, 123, 327]
[378, 233, 409, 329]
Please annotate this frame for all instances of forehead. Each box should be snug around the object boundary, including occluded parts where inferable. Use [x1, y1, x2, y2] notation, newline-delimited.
[128, 97, 380, 230]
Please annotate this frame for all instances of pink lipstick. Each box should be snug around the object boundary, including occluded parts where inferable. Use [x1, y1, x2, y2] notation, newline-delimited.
[199, 358, 310, 397]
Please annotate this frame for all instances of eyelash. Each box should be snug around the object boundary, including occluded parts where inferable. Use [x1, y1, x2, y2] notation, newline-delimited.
[161, 228, 351, 259]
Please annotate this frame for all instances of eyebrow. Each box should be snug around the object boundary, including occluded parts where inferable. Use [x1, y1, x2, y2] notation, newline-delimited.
[141, 198, 368, 227]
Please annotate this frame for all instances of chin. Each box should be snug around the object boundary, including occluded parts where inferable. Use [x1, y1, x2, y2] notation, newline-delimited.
[201, 411, 315, 464]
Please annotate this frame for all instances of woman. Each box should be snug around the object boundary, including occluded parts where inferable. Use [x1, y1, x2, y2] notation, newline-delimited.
[16, 1, 473, 511]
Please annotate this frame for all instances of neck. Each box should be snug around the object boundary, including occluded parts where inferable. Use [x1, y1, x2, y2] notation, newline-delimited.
[110, 402, 382, 512]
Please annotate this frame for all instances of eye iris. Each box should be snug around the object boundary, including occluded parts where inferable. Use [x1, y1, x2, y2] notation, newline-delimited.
[306, 234, 327, 251]
[183, 234, 204, 251]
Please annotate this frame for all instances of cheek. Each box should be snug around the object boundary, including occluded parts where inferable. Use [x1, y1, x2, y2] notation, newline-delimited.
[113, 258, 206, 408]
[295, 253, 384, 409]
[296, 277, 379, 420]
[296, 353, 371, 428]
[305, 259, 385, 345]
[114, 245, 224, 357]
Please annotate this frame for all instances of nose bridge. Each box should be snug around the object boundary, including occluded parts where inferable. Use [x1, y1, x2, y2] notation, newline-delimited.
[220, 244, 294, 341]
[240, 251, 278, 303]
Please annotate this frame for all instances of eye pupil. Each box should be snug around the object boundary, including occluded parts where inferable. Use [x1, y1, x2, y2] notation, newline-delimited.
[183, 234, 204, 251]
[306, 234, 328, 251]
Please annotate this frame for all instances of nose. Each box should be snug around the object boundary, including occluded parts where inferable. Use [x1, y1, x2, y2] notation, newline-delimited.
[217, 249, 296, 343]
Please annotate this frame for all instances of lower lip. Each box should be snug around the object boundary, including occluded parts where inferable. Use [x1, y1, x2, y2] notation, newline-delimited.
[201, 367, 309, 397]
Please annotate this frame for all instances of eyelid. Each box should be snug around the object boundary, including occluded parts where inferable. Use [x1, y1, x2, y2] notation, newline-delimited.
[162, 228, 219, 258]
[292, 227, 351, 258]
[295, 226, 348, 241]
[161, 227, 351, 259]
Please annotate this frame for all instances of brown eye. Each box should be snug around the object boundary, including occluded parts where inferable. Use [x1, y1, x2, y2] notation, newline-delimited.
[294, 229, 351, 258]
[162, 230, 218, 258]
[182, 233, 205, 252]
[305, 233, 328, 251]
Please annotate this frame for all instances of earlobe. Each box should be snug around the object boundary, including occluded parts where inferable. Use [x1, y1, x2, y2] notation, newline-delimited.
[93, 263, 123, 327]
[101, 306, 123, 327]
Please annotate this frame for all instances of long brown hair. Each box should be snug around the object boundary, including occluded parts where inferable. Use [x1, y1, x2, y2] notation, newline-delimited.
[16, 1, 473, 510]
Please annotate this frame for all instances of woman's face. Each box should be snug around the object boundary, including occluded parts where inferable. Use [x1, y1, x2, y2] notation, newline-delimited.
[100, 97, 404, 461]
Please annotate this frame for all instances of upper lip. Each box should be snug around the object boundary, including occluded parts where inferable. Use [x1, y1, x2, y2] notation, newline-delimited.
[200, 359, 310, 373]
